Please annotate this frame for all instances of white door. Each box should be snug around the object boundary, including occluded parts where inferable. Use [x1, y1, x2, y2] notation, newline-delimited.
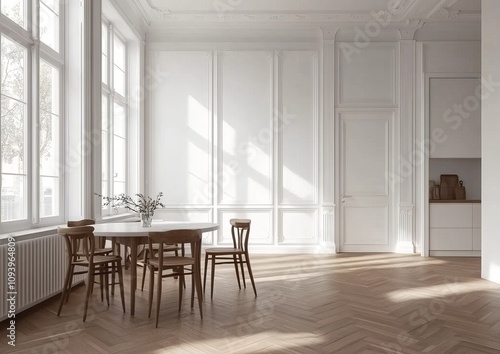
[339, 111, 395, 252]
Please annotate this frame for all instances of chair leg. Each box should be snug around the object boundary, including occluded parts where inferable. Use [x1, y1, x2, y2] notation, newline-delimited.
[194, 264, 203, 319]
[141, 248, 149, 291]
[148, 264, 154, 319]
[210, 255, 216, 300]
[155, 266, 163, 328]
[104, 266, 110, 306]
[233, 254, 242, 289]
[238, 253, 246, 289]
[178, 267, 184, 312]
[116, 261, 126, 313]
[99, 267, 104, 302]
[58, 263, 73, 316]
[111, 239, 116, 296]
[66, 266, 75, 303]
[245, 253, 257, 297]
[191, 269, 195, 308]
[83, 266, 95, 322]
[203, 253, 209, 294]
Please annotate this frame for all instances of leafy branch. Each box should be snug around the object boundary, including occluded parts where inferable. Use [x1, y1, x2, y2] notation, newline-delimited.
[95, 192, 165, 215]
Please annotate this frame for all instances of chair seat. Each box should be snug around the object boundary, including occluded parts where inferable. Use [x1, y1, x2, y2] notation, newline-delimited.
[205, 247, 244, 255]
[95, 247, 113, 255]
[149, 256, 195, 268]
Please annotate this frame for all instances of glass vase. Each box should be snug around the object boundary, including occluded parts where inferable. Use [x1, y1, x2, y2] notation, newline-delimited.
[141, 212, 153, 227]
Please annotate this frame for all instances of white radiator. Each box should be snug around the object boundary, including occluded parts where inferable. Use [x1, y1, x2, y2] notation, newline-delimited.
[0, 234, 84, 321]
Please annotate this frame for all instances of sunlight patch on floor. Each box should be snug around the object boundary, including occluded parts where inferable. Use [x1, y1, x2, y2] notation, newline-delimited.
[386, 279, 500, 302]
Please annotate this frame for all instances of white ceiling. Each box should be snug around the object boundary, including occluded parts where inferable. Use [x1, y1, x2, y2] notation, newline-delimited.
[135, 0, 480, 24]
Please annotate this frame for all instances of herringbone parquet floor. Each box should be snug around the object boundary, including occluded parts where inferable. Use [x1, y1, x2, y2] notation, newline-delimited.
[2, 253, 500, 354]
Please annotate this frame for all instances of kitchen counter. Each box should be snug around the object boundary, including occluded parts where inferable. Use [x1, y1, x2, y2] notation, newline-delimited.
[429, 200, 481, 203]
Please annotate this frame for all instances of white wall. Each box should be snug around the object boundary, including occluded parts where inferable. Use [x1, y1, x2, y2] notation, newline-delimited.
[144, 25, 481, 253]
[147, 44, 321, 251]
[481, 0, 500, 283]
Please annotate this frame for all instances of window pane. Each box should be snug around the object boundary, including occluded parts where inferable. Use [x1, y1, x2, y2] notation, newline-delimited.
[40, 60, 60, 115]
[41, 0, 58, 14]
[40, 2, 59, 52]
[39, 60, 60, 218]
[102, 94, 109, 207]
[1, 34, 27, 222]
[1, 174, 26, 221]
[102, 54, 108, 85]
[101, 131, 108, 205]
[113, 103, 126, 138]
[1, 97, 26, 174]
[113, 67, 125, 97]
[102, 23, 108, 85]
[40, 176, 58, 217]
[102, 23, 108, 55]
[1, 0, 25, 29]
[113, 136, 126, 184]
[113, 181, 125, 196]
[39, 111, 59, 176]
[113, 35, 125, 70]
[1, 35, 26, 101]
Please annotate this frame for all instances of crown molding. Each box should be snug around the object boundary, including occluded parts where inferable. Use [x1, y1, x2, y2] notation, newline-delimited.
[135, 0, 480, 26]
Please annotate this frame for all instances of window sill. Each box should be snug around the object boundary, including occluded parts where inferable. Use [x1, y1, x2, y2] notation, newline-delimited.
[0, 213, 139, 245]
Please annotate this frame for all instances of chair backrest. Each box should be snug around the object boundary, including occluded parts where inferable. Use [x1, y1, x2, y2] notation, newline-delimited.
[230, 218, 251, 252]
[58, 226, 96, 262]
[148, 229, 202, 263]
[67, 219, 95, 227]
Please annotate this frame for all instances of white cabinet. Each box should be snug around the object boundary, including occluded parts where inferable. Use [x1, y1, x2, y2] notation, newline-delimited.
[429, 203, 481, 256]
[429, 78, 481, 158]
[472, 204, 481, 250]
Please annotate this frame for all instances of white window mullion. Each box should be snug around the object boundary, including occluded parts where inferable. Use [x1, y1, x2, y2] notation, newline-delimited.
[31, 42, 40, 224]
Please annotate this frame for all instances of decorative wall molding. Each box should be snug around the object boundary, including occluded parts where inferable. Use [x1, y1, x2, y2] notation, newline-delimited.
[277, 50, 319, 206]
[218, 208, 273, 245]
[337, 42, 399, 108]
[278, 209, 318, 245]
[397, 204, 415, 253]
[136, 0, 479, 25]
[322, 207, 335, 243]
[322, 38, 335, 205]
[398, 19, 424, 40]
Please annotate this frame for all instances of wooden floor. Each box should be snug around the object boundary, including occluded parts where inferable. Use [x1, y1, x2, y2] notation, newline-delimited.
[2, 253, 500, 353]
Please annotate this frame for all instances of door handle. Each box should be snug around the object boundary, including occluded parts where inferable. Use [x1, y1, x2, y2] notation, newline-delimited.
[341, 195, 352, 203]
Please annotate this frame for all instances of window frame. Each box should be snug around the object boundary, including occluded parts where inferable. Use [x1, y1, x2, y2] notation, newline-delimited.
[101, 18, 129, 217]
[0, 0, 64, 233]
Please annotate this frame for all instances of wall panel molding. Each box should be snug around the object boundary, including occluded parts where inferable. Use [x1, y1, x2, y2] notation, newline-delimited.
[278, 209, 318, 245]
[278, 50, 319, 205]
[337, 42, 399, 108]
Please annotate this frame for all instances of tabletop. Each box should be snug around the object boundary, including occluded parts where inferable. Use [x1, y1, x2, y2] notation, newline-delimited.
[92, 221, 219, 237]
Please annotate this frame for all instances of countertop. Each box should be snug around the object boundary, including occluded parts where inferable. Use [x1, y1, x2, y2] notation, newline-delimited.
[429, 199, 481, 203]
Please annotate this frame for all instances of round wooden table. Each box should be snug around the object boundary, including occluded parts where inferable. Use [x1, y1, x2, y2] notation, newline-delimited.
[93, 221, 219, 315]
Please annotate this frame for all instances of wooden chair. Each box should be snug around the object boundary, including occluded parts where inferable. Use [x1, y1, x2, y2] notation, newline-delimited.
[147, 229, 203, 328]
[66, 219, 115, 299]
[203, 218, 257, 299]
[67, 219, 113, 255]
[57, 226, 126, 321]
[139, 243, 182, 291]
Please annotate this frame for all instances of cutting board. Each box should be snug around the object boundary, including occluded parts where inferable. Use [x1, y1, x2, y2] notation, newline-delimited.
[440, 174, 459, 200]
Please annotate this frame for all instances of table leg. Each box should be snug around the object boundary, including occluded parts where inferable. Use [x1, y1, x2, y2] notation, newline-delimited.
[130, 239, 138, 316]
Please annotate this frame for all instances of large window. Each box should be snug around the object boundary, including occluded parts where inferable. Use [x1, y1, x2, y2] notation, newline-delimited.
[101, 21, 128, 214]
[0, 0, 63, 230]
